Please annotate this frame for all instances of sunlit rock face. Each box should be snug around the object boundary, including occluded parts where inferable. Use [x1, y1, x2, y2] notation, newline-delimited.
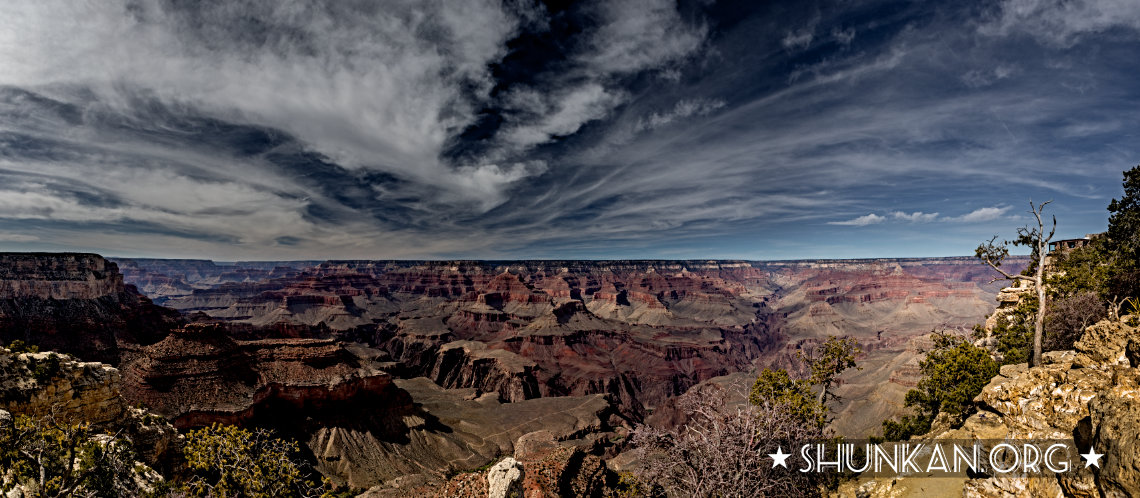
[0, 346, 181, 474]
[847, 317, 1140, 498]
[120, 323, 402, 428]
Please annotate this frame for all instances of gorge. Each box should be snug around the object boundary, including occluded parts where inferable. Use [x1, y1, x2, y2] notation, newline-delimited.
[0, 252, 1026, 493]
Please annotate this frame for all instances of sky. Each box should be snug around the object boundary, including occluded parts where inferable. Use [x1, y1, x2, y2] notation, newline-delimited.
[0, 0, 1137, 260]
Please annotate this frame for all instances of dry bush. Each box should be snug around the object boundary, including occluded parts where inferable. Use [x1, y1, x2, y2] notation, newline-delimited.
[1045, 292, 1108, 351]
[630, 384, 828, 497]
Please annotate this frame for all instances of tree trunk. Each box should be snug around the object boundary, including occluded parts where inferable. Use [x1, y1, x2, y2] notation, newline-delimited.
[1032, 233, 1047, 367]
[1033, 272, 1045, 367]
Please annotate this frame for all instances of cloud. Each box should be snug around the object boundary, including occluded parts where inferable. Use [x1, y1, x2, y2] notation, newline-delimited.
[0, 233, 37, 242]
[576, 0, 707, 75]
[891, 211, 940, 222]
[782, 30, 814, 50]
[951, 206, 1013, 223]
[826, 208, 1006, 227]
[0, 0, 542, 207]
[832, 27, 856, 46]
[961, 65, 1017, 88]
[493, 0, 708, 157]
[828, 213, 886, 226]
[634, 98, 726, 132]
[0, 1, 1134, 259]
[500, 84, 627, 149]
[982, 0, 1140, 47]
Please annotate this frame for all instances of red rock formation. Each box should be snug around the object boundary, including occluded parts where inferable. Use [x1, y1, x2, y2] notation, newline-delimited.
[0, 253, 182, 364]
[116, 257, 1025, 427]
[121, 324, 406, 429]
[427, 341, 541, 402]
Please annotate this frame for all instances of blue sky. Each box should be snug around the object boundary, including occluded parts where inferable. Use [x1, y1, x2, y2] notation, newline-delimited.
[0, 0, 1136, 260]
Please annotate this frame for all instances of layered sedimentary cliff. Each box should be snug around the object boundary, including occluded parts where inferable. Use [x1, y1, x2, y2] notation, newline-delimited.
[426, 340, 540, 402]
[0, 253, 125, 299]
[121, 324, 403, 428]
[119, 256, 1023, 431]
[112, 258, 320, 304]
[0, 253, 182, 363]
[0, 252, 1037, 493]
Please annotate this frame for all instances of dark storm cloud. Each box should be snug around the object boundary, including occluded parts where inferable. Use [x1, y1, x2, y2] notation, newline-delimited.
[0, 0, 1138, 259]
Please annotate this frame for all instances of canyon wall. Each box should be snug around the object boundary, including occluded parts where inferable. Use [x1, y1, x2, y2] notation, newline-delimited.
[0, 253, 182, 363]
[119, 256, 1025, 433]
[0, 253, 1031, 490]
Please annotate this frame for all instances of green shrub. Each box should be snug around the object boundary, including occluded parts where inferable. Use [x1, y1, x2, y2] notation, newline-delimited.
[0, 414, 143, 497]
[179, 423, 328, 498]
[880, 332, 998, 441]
[29, 353, 63, 384]
[6, 340, 38, 354]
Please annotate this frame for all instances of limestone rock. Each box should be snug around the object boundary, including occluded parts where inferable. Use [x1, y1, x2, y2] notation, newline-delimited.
[0, 253, 181, 364]
[851, 318, 1140, 497]
[435, 473, 488, 498]
[487, 457, 523, 498]
[1087, 391, 1140, 497]
[1043, 350, 1078, 367]
[433, 428, 620, 498]
[121, 324, 399, 428]
[0, 346, 179, 491]
[1074, 320, 1132, 368]
[429, 341, 540, 403]
[513, 431, 558, 461]
[0, 348, 125, 425]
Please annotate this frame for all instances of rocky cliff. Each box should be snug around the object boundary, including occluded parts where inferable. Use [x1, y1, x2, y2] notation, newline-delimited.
[121, 324, 403, 429]
[0, 253, 182, 364]
[429, 430, 621, 498]
[112, 258, 320, 304]
[119, 256, 1023, 433]
[321, 377, 622, 490]
[0, 345, 181, 474]
[847, 316, 1140, 497]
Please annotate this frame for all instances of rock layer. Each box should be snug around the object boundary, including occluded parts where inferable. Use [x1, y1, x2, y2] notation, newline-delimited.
[121, 256, 1024, 432]
[121, 324, 400, 428]
[0, 253, 182, 363]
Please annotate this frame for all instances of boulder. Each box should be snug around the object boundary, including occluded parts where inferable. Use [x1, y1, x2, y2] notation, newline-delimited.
[1088, 390, 1140, 497]
[487, 458, 524, 498]
[1074, 320, 1132, 368]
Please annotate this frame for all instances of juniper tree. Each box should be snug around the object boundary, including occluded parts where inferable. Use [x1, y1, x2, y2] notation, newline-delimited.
[976, 200, 1055, 367]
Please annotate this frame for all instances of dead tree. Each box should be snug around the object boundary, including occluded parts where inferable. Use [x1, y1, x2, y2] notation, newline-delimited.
[975, 200, 1056, 367]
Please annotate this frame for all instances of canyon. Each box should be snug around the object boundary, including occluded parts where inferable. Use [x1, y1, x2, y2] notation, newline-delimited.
[0, 252, 1025, 492]
[113, 255, 1023, 439]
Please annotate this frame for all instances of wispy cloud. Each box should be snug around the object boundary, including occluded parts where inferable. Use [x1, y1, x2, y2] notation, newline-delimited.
[891, 211, 940, 223]
[981, 0, 1140, 47]
[828, 214, 886, 226]
[633, 98, 726, 132]
[0, 1, 1134, 259]
[828, 207, 1012, 227]
[781, 14, 819, 50]
[0, 232, 37, 242]
[950, 206, 1013, 223]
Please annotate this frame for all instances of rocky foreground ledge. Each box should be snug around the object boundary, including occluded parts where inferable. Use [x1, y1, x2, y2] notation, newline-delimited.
[0, 346, 181, 492]
[843, 317, 1140, 497]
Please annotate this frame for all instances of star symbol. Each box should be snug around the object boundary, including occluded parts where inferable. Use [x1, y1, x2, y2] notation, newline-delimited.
[1081, 446, 1104, 469]
[769, 446, 792, 469]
